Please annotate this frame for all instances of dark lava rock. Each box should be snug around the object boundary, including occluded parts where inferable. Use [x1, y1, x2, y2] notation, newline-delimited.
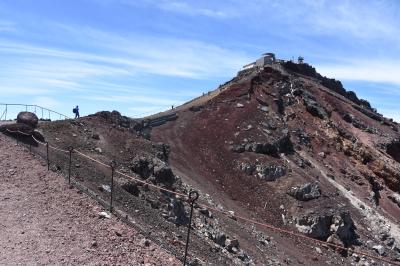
[231, 144, 245, 153]
[121, 182, 140, 196]
[245, 134, 293, 157]
[152, 142, 170, 162]
[92, 110, 140, 130]
[17, 112, 39, 128]
[386, 139, 400, 163]
[239, 162, 256, 175]
[131, 156, 153, 179]
[215, 233, 227, 246]
[295, 211, 357, 245]
[168, 198, 189, 226]
[130, 156, 175, 186]
[256, 164, 286, 181]
[153, 164, 175, 185]
[304, 97, 329, 119]
[287, 182, 321, 201]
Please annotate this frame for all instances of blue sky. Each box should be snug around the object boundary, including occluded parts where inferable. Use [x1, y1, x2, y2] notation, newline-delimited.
[0, 0, 399, 121]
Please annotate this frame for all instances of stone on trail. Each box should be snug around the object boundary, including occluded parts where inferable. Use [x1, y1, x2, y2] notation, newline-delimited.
[98, 211, 111, 219]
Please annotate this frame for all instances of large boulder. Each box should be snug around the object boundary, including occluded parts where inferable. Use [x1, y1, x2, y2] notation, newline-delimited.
[153, 163, 175, 185]
[303, 97, 329, 119]
[168, 198, 189, 226]
[130, 156, 153, 179]
[256, 164, 286, 181]
[244, 134, 293, 157]
[17, 112, 39, 128]
[130, 155, 175, 185]
[295, 211, 357, 245]
[287, 182, 321, 201]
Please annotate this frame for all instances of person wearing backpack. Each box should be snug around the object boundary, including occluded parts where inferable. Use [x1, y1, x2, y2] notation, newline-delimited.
[73, 105, 80, 119]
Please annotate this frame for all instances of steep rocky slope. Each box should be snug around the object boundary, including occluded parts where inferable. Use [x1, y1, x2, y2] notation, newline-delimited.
[152, 65, 400, 265]
[4, 63, 400, 265]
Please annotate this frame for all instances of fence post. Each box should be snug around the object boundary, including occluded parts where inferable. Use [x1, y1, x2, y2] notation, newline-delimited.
[110, 160, 116, 212]
[183, 190, 199, 266]
[46, 142, 50, 171]
[68, 146, 73, 185]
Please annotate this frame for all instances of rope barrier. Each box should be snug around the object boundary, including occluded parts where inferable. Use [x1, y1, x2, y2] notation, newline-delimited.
[71, 148, 400, 265]
[31, 135, 47, 146]
[2, 130, 399, 265]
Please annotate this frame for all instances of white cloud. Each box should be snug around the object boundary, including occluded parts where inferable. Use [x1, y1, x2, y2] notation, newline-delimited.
[0, 20, 16, 32]
[81, 95, 177, 106]
[32, 96, 61, 109]
[157, 1, 230, 18]
[317, 60, 400, 86]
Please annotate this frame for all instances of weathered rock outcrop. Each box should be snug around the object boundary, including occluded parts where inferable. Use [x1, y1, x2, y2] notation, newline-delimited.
[256, 164, 286, 181]
[130, 156, 175, 186]
[304, 97, 329, 119]
[287, 182, 321, 201]
[295, 211, 357, 246]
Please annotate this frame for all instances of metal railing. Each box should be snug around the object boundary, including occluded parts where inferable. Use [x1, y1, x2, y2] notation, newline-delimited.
[0, 103, 70, 121]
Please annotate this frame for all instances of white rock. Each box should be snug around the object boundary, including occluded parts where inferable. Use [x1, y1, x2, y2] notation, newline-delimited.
[372, 245, 385, 256]
[236, 103, 244, 108]
[98, 211, 111, 219]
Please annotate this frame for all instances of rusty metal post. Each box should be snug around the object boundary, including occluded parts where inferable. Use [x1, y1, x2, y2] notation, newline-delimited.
[110, 160, 116, 212]
[46, 142, 49, 171]
[183, 190, 199, 266]
[68, 146, 73, 185]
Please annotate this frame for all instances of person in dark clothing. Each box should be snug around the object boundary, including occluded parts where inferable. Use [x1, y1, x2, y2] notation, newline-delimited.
[73, 105, 80, 119]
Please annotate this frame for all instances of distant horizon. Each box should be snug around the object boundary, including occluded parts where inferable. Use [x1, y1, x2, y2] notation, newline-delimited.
[0, 0, 399, 121]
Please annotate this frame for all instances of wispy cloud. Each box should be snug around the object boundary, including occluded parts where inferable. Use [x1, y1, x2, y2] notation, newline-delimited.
[0, 20, 16, 32]
[32, 96, 61, 109]
[317, 60, 400, 86]
[82, 95, 177, 106]
[156, 1, 231, 18]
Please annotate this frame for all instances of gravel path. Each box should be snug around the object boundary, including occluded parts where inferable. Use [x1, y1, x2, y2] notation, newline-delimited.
[0, 133, 180, 266]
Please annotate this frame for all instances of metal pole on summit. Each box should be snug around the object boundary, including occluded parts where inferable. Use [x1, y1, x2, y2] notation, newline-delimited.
[110, 160, 116, 212]
[183, 190, 199, 266]
[46, 142, 50, 171]
[68, 146, 73, 185]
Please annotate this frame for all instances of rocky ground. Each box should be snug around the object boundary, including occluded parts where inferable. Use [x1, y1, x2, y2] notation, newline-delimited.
[0, 133, 180, 266]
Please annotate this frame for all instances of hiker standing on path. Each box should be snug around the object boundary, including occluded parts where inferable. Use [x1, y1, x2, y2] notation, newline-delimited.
[73, 105, 80, 119]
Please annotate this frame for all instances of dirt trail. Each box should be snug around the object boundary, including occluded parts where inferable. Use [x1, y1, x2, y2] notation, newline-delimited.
[0, 133, 180, 266]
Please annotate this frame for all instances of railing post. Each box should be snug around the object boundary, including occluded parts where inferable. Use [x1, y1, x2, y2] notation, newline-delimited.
[25, 105, 27, 112]
[5, 104, 7, 120]
[48, 110, 50, 121]
[183, 190, 199, 266]
[41, 107, 43, 120]
[46, 142, 50, 171]
[110, 160, 116, 212]
[68, 146, 73, 185]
